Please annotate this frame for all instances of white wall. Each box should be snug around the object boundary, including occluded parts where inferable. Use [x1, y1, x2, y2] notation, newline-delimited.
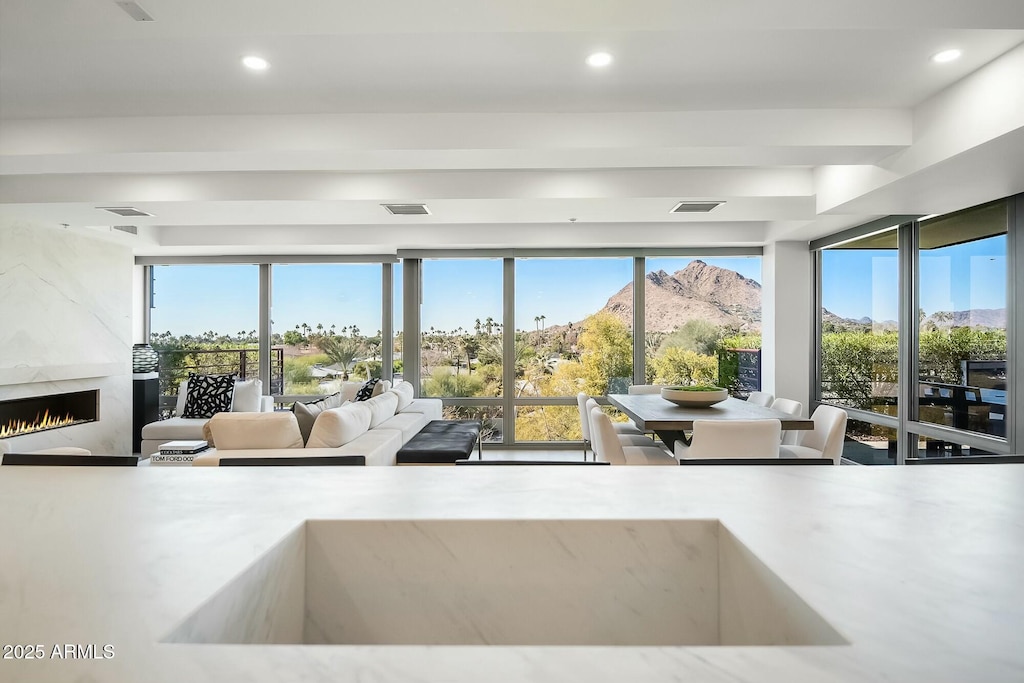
[761, 241, 812, 412]
[0, 222, 133, 453]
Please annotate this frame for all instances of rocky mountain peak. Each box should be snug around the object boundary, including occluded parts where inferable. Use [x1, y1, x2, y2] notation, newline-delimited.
[600, 261, 762, 333]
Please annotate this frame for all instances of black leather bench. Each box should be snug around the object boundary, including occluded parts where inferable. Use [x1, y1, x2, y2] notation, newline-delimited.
[396, 420, 482, 465]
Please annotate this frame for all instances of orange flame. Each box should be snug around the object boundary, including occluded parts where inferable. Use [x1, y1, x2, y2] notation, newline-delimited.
[0, 409, 83, 438]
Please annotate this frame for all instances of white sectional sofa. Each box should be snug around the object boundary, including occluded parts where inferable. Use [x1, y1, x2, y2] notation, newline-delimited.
[194, 381, 442, 466]
[140, 378, 273, 456]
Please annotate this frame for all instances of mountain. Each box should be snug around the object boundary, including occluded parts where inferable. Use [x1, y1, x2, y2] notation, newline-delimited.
[600, 260, 762, 333]
[923, 308, 1006, 329]
[822, 307, 1006, 330]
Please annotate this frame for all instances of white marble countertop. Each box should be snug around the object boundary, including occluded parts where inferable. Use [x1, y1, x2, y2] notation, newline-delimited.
[1, 465, 1022, 682]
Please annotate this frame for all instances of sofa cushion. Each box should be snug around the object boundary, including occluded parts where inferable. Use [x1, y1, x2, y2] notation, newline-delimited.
[207, 412, 304, 450]
[400, 398, 444, 422]
[377, 411, 430, 442]
[193, 447, 356, 467]
[202, 420, 216, 448]
[141, 416, 209, 441]
[333, 428, 404, 467]
[291, 392, 346, 444]
[307, 402, 372, 448]
[364, 392, 399, 429]
[391, 381, 415, 411]
[231, 378, 263, 412]
[182, 373, 237, 418]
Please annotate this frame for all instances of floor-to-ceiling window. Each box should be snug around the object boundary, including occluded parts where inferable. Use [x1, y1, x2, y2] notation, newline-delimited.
[813, 195, 1018, 463]
[644, 256, 762, 395]
[916, 203, 1008, 443]
[818, 228, 899, 464]
[149, 264, 260, 415]
[419, 258, 504, 442]
[513, 257, 633, 442]
[271, 264, 383, 397]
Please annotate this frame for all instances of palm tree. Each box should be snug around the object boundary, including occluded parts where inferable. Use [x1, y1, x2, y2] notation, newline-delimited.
[540, 314, 546, 331]
[318, 335, 363, 381]
[461, 336, 480, 375]
[534, 315, 540, 332]
[485, 317, 494, 335]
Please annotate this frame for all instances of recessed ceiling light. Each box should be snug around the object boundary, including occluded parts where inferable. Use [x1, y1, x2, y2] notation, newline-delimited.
[242, 55, 269, 71]
[931, 49, 962, 64]
[586, 52, 613, 68]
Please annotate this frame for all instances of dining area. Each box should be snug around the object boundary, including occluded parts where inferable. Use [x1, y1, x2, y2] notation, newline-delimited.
[579, 386, 848, 466]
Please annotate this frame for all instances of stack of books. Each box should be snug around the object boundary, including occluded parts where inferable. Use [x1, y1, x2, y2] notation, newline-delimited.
[151, 440, 209, 466]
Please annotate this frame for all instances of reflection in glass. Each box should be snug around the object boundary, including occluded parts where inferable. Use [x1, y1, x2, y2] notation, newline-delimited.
[912, 435, 998, 460]
[842, 418, 897, 466]
[917, 200, 1008, 439]
[819, 228, 899, 414]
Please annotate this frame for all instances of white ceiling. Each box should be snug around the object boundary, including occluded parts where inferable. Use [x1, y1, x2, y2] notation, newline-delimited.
[1, 0, 1023, 254]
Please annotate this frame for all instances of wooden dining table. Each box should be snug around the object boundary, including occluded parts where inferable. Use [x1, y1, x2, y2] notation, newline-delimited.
[607, 393, 814, 449]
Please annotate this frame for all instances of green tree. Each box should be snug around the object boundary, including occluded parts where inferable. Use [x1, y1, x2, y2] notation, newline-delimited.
[282, 329, 305, 346]
[318, 335, 363, 381]
[659, 319, 723, 356]
[422, 368, 485, 397]
[650, 348, 718, 386]
[577, 311, 632, 395]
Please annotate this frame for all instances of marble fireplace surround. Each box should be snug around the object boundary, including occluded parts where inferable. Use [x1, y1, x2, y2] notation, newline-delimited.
[163, 519, 847, 647]
[0, 222, 133, 454]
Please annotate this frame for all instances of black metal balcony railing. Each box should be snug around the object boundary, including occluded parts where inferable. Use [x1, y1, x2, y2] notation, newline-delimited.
[155, 347, 284, 417]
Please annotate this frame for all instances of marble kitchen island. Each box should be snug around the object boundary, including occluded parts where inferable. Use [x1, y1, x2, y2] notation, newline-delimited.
[0, 464, 1021, 682]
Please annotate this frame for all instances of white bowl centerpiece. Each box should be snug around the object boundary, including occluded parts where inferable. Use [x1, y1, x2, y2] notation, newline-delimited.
[660, 385, 729, 408]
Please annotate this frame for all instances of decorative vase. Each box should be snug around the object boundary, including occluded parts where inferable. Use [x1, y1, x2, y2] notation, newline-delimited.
[132, 343, 159, 373]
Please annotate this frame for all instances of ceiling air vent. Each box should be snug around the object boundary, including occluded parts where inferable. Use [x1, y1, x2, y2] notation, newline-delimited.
[98, 207, 153, 217]
[115, 2, 155, 22]
[382, 203, 431, 216]
[112, 225, 138, 235]
[670, 201, 725, 213]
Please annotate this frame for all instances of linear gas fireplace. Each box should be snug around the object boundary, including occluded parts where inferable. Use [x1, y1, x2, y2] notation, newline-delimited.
[0, 390, 99, 438]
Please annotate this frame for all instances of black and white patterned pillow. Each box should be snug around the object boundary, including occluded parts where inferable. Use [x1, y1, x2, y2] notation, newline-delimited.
[353, 378, 380, 402]
[182, 373, 237, 418]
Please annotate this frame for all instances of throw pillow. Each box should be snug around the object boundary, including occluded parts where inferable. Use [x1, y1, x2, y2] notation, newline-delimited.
[354, 378, 380, 401]
[182, 373, 237, 419]
[231, 378, 263, 412]
[291, 392, 346, 445]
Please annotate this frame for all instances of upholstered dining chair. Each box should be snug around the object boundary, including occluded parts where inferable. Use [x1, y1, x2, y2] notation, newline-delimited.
[779, 404, 848, 465]
[576, 392, 642, 457]
[627, 384, 667, 395]
[674, 419, 781, 460]
[589, 407, 677, 465]
[746, 391, 774, 407]
[770, 397, 804, 445]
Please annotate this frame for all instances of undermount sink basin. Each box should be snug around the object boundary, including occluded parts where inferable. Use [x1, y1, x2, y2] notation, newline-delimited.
[163, 519, 846, 647]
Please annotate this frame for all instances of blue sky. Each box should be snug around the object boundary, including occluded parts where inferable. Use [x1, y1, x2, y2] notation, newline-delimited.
[821, 235, 1007, 321]
[151, 257, 763, 336]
